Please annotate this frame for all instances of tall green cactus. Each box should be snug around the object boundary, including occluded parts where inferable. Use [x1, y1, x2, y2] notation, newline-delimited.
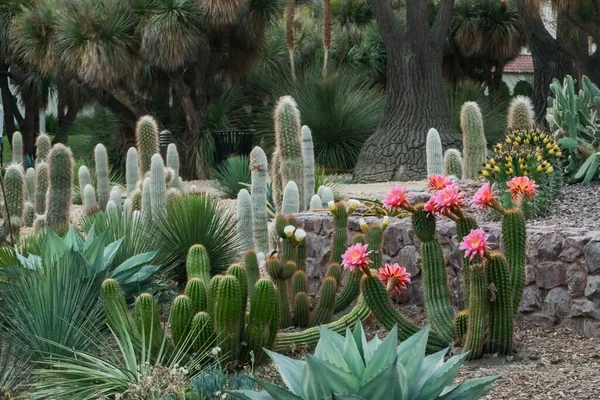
[426, 128, 444, 175]
[187, 244, 212, 290]
[244, 250, 260, 300]
[329, 202, 348, 264]
[191, 311, 214, 353]
[460, 102, 487, 179]
[463, 263, 488, 360]
[185, 278, 208, 313]
[136, 115, 160, 175]
[507, 96, 534, 130]
[34, 162, 48, 215]
[292, 270, 308, 296]
[227, 264, 249, 333]
[45, 145, 73, 233]
[237, 189, 254, 251]
[101, 278, 132, 332]
[94, 144, 110, 210]
[266, 257, 294, 328]
[25, 168, 35, 201]
[134, 293, 165, 351]
[293, 292, 310, 328]
[502, 209, 526, 315]
[78, 165, 92, 201]
[250, 146, 269, 255]
[150, 154, 167, 221]
[301, 125, 315, 210]
[454, 310, 469, 346]
[326, 262, 342, 285]
[12, 132, 23, 164]
[35, 134, 51, 163]
[126, 147, 140, 194]
[166, 143, 180, 188]
[243, 279, 279, 362]
[210, 275, 243, 365]
[4, 164, 25, 226]
[170, 295, 193, 348]
[271, 150, 283, 212]
[274, 96, 304, 208]
[443, 149, 463, 178]
[486, 253, 513, 355]
[310, 276, 337, 326]
[83, 184, 98, 215]
[281, 181, 300, 215]
[456, 215, 479, 307]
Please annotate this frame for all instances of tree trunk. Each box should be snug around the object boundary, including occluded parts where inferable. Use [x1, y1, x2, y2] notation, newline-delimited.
[21, 97, 40, 163]
[354, 0, 457, 182]
[53, 98, 81, 144]
[0, 65, 21, 142]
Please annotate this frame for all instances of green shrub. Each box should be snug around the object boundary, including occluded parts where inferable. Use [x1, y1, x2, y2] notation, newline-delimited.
[213, 156, 251, 199]
[0, 333, 30, 398]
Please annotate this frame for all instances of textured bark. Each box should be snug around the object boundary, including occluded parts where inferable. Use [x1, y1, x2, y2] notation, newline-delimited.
[53, 96, 81, 144]
[354, 0, 458, 182]
[0, 64, 21, 142]
[21, 97, 40, 161]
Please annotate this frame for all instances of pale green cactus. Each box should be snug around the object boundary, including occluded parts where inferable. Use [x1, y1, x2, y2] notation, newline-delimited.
[237, 189, 254, 251]
[45, 144, 74, 233]
[426, 128, 444, 175]
[4, 164, 25, 227]
[460, 102, 487, 179]
[507, 96, 535, 130]
[281, 181, 299, 215]
[166, 143, 180, 187]
[78, 166, 92, 200]
[25, 168, 35, 201]
[301, 125, 315, 210]
[135, 116, 160, 175]
[12, 132, 23, 164]
[35, 134, 51, 163]
[150, 154, 167, 221]
[95, 144, 110, 210]
[317, 186, 334, 208]
[126, 147, 140, 194]
[83, 184, 98, 215]
[250, 146, 269, 255]
[309, 194, 322, 210]
[34, 162, 48, 215]
[443, 149, 463, 178]
[110, 187, 121, 214]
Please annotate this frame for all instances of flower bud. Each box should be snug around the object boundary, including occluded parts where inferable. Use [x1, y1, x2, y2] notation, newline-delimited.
[284, 225, 295, 238]
[382, 216, 389, 232]
[328, 200, 336, 214]
[359, 218, 369, 234]
[294, 228, 306, 242]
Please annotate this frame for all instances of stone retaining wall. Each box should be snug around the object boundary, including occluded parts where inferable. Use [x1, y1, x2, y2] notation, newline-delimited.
[295, 211, 600, 337]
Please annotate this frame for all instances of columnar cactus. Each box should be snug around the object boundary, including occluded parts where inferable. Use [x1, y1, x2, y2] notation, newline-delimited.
[460, 102, 487, 179]
[309, 194, 322, 210]
[426, 128, 444, 175]
[94, 144, 110, 210]
[274, 96, 304, 208]
[170, 295, 193, 348]
[281, 181, 300, 215]
[78, 166, 92, 200]
[45, 145, 73, 233]
[141, 178, 152, 226]
[301, 126, 315, 210]
[463, 263, 488, 360]
[244, 250, 260, 300]
[166, 143, 180, 188]
[134, 293, 165, 351]
[334, 233, 365, 313]
[237, 189, 254, 251]
[293, 292, 310, 328]
[23, 201, 34, 227]
[210, 275, 243, 364]
[250, 147, 269, 255]
[266, 257, 295, 328]
[4, 164, 25, 226]
[185, 278, 208, 314]
[149, 154, 167, 221]
[35, 134, 51, 163]
[310, 276, 337, 326]
[507, 96, 535, 130]
[443, 149, 463, 178]
[83, 184, 98, 215]
[126, 147, 140, 194]
[502, 209, 526, 315]
[317, 186, 334, 208]
[186, 244, 212, 290]
[243, 278, 280, 363]
[34, 162, 48, 215]
[109, 187, 121, 213]
[135, 115, 160, 175]
[486, 253, 513, 354]
[25, 168, 35, 201]
[12, 132, 23, 164]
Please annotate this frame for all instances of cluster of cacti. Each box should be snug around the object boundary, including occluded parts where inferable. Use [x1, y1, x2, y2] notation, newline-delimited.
[460, 101, 487, 180]
[443, 149, 463, 178]
[317, 185, 333, 207]
[426, 128, 443, 175]
[357, 183, 528, 359]
[507, 96, 535, 130]
[95, 144, 110, 210]
[44, 144, 74, 233]
[135, 116, 160, 175]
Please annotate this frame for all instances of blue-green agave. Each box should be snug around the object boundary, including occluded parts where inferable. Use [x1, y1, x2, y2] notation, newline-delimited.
[229, 321, 498, 399]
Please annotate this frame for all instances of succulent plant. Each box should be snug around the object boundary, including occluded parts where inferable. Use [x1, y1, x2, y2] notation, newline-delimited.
[126, 147, 140, 194]
[301, 125, 315, 210]
[135, 115, 160, 175]
[237, 189, 254, 251]
[507, 96, 535, 130]
[443, 148, 463, 178]
[281, 180, 300, 215]
[45, 145, 74, 233]
[34, 162, 48, 215]
[35, 134, 51, 163]
[426, 128, 444, 175]
[250, 147, 269, 255]
[95, 144, 110, 210]
[460, 102, 487, 179]
[12, 132, 23, 164]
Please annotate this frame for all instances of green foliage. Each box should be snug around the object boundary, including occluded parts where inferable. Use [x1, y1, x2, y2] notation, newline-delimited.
[153, 193, 241, 284]
[547, 75, 600, 183]
[229, 321, 498, 399]
[213, 156, 251, 199]
[0, 333, 30, 398]
[194, 365, 258, 399]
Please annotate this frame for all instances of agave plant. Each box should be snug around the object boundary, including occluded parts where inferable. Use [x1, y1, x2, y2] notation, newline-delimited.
[213, 155, 252, 199]
[229, 321, 498, 399]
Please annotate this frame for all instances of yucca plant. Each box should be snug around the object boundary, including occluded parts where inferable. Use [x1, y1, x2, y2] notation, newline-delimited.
[229, 321, 498, 399]
[213, 156, 251, 199]
[154, 193, 242, 284]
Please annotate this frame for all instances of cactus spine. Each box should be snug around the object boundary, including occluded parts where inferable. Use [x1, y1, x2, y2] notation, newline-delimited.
[460, 102, 487, 179]
[136, 116, 160, 175]
[237, 189, 254, 251]
[443, 149, 463, 178]
[274, 96, 304, 209]
[309, 194, 322, 210]
[94, 144, 110, 210]
[210, 275, 243, 364]
[35, 134, 51, 163]
[301, 125, 315, 210]
[83, 184, 98, 215]
[426, 128, 444, 175]
[250, 147, 269, 254]
[12, 132, 23, 164]
[45, 145, 73, 233]
[502, 209, 526, 315]
[34, 162, 48, 215]
[463, 263, 488, 360]
[4, 164, 25, 227]
[486, 253, 513, 355]
[507, 96, 535, 130]
[454, 310, 469, 346]
[126, 147, 140, 194]
[149, 154, 167, 221]
[170, 295, 193, 348]
[25, 168, 35, 201]
[281, 181, 300, 215]
[244, 250, 260, 300]
[310, 276, 337, 326]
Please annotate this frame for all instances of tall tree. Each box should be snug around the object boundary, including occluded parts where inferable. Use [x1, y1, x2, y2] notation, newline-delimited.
[354, 0, 458, 182]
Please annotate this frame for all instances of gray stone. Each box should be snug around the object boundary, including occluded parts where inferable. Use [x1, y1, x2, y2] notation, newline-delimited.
[524, 312, 556, 327]
[535, 261, 567, 289]
[520, 285, 542, 312]
[566, 265, 587, 297]
[543, 287, 571, 318]
[529, 231, 562, 260]
[583, 241, 600, 273]
[525, 264, 536, 285]
[396, 245, 420, 277]
[559, 236, 588, 262]
[585, 275, 600, 297]
[571, 298, 600, 320]
[560, 318, 584, 334]
[383, 224, 402, 256]
[583, 319, 600, 337]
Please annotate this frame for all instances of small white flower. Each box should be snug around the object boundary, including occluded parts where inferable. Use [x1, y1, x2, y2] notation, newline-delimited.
[211, 346, 222, 356]
[382, 215, 390, 231]
[348, 199, 360, 206]
[359, 218, 369, 233]
[294, 229, 306, 241]
[284, 225, 295, 238]
[328, 200, 337, 214]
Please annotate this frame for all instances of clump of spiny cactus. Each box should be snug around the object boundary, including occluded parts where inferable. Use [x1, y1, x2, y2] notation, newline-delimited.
[507, 96, 535, 130]
[45, 144, 74, 233]
[443, 149, 463, 178]
[136, 116, 160, 175]
[95, 144, 110, 210]
[426, 128, 444, 175]
[460, 102, 487, 179]
[35, 134, 51, 163]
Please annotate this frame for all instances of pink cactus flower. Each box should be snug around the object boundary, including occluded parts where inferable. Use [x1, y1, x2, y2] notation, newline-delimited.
[506, 176, 539, 201]
[341, 243, 373, 272]
[471, 182, 498, 212]
[379, 263, 411, 294]
[383, 186, 408, 212]
[423, 197, 438, 215]
[459, 228, 490, 261]
[427, 174, 453, 192]
[431, 184, 465, 216]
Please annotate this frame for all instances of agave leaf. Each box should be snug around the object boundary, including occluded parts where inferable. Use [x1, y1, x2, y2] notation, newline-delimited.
[352, 319, 369, 362]
[332, 394, 366, 400]
[558, 137, 578, 150]
[122, 265, 160, 284]
[110, 251, 157, 281]
[361, 325, 398, 384]
[582, 153, 600, 184]
[396, 326, 430, 398]
[41, 229, 70, 266]
[84, 223, 96, 250]
[103, 238, 124, 270]
[16, 253, 42, 271]
[227, 389, 278, 399]
[315, 327, 350, 373]
[573, 154, 596, 181]
[83, 231, 108, 273]
[342, 327, 366, 379]
[264, 349, 305, 397]
[63, 226, 84, 252]
[414, 352, 470, 400]
[357, 355, 403, 400]
[438, 376, 499, 399]
[301, 354, 361, 399]
[416, 348, 447, 386]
